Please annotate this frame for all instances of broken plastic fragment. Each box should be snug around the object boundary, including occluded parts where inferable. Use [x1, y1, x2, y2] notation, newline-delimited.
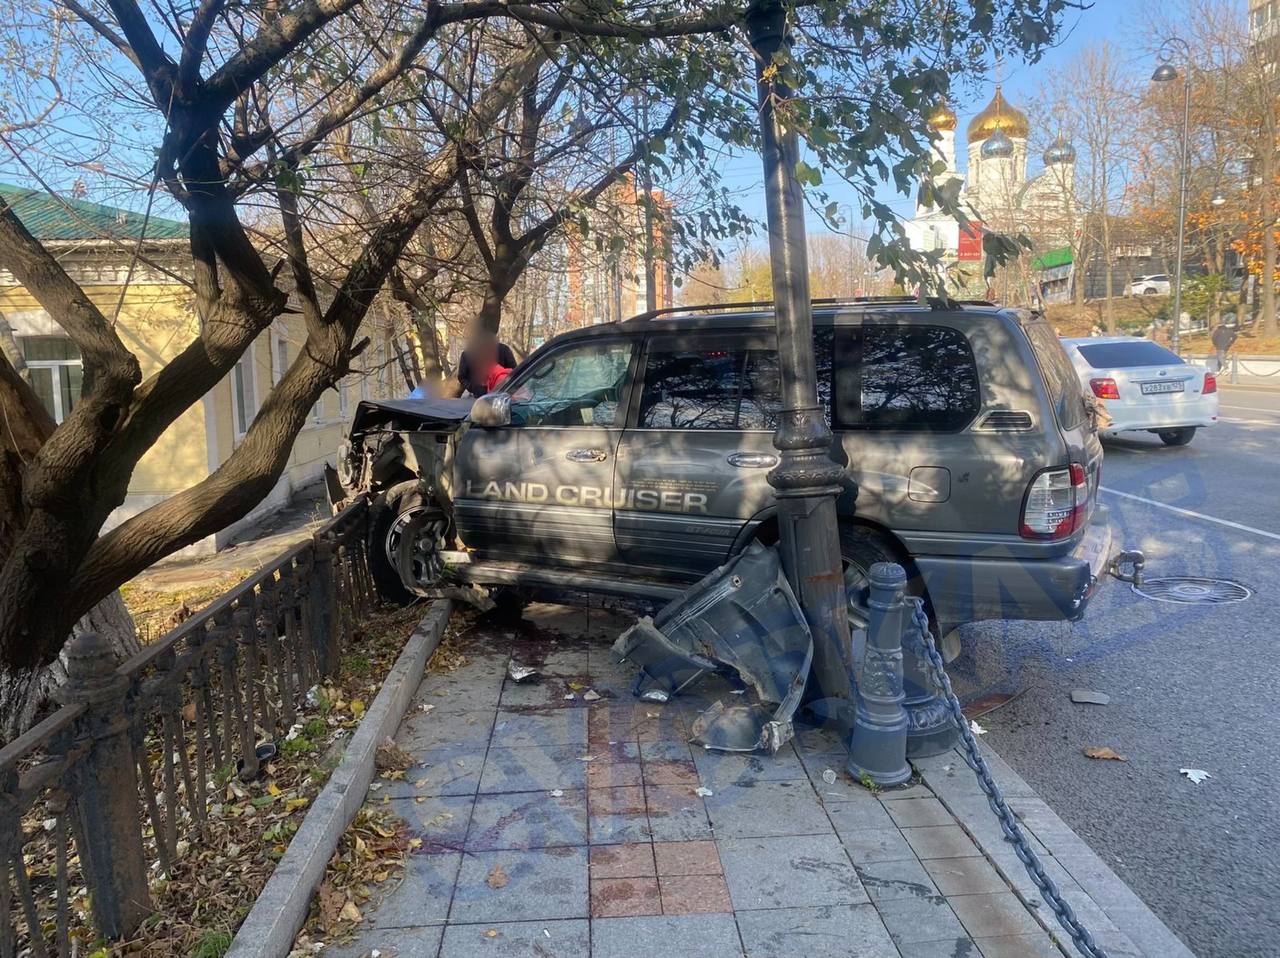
[550, 789, 564, 797]
[1180, 768, 1210, 784]
[639, 689, 669, 703]
[694, 786, 713, 797]
[1070, 689, 1111, 706]
[969, 719, 987, 736]
[583, 690, 601, 701]
[822, 768, 838, 785]
[508, 661, 539, 683]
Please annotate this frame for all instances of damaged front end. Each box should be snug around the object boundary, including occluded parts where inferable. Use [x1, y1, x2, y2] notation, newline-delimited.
[612, 542, 813, 754]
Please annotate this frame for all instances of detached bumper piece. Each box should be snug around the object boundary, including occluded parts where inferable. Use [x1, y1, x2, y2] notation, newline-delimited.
[612, 542, 813, 754]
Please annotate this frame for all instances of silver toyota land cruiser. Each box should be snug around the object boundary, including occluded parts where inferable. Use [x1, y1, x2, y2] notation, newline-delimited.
[333, 299, 1114, 655]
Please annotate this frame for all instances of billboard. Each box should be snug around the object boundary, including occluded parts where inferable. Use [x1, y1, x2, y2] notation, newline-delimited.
[957, 222, 984, 261]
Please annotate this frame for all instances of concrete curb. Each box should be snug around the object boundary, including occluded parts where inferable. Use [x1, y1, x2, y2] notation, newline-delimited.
[914, 748, 1196, 958]
[225, 599, 454, 958]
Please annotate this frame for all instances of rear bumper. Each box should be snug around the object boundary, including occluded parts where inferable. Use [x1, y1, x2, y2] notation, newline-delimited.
[1101, 397, 1218, 434]
[915, 507, 1114, 626]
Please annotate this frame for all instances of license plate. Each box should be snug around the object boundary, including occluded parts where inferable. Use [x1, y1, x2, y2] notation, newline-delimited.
[1140, 380, 1184, 395]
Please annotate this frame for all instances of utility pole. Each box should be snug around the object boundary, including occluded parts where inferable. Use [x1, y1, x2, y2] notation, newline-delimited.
[746, 0, 854, 727]
[639, 96, 658, 311]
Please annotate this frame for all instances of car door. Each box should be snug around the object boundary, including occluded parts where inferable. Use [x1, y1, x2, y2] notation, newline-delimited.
[453, 337, 637, 565]
[614, 331, 795, 574]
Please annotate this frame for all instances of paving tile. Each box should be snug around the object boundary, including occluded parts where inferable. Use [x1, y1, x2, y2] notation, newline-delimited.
[397, 707, 496, 751]
[379, 744, 483, 798]
[499, 678, 582, 709]
[895, 940, 981, 957]
[491, 708, 588, 748]
[478, 745, 589, 793]
[590, 914, 742, 958]
[589, 843, 655, 880]
[370, 851, 461, 928]
[466, 789, 587, 850]
[874, 895, 968, 946]
[947, 892, 1043, 939]
[451, 847, 588, 923]
[639, 739, 693, 762]
[653, 840, 721, 877]
[976, 933, 1064, 958]
[321, 924, 444, 956]
[824, 797, 894, 830]
[659, 874, 732, 914]
[690, 746, 808, 789]
[878, 782, 934, 801]
[704, 780, 832, 839]
[885, 797, 956, 829]
[736, 903, 898, 958]
[719, 834, 867, 910]
[644, 784, 712, 841]
[392, 794, 474, 851]
[641, 758, 701, 787]
[589, 786, 651, 844]
[902, 825, 983, 861]
[591, 876, 662, 917]
[439, 918, 589, 957]
[537, 649, 592, 676]
[588, 704, 643, 745]
[854, 858, 941, 904]
[922, 856, 1010, 897]
[587, 760, 644, 789]
[836, 826, 916, 864]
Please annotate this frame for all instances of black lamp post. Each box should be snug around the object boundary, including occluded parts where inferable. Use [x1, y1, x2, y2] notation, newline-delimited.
[745, 0, 854, 726]
[1152, 38, 1192, 353]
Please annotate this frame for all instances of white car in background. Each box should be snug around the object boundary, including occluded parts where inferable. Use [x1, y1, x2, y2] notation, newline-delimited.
[1127, 274, 1172, 296]
[1061, 336, 1218, 446]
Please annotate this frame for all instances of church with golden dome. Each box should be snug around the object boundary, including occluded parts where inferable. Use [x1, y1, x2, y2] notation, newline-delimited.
[906, 85, 1077, 286]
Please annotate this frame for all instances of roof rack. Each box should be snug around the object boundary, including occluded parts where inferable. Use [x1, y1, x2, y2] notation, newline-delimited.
[622, 296, 998, 322]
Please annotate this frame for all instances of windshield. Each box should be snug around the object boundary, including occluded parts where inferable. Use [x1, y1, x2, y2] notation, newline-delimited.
[1076, 342, 1183, 369]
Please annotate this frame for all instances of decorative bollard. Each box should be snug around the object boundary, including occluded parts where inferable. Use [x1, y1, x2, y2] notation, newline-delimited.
[902, 620, 959, 759]
[846, 563, 912, 788]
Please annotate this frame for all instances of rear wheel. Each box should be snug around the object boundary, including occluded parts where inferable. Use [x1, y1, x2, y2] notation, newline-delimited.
[1158, 426, 1196, 446]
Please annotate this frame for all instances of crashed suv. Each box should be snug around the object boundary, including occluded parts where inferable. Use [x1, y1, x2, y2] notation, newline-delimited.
[333, 299, 1114, 658]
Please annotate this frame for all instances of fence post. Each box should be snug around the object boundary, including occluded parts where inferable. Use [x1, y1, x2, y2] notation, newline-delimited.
[55, 632, 152, 939]
[311, 535, 339, 676]
[846, 563, 912, 789]
[1231, 352, 1239, 384]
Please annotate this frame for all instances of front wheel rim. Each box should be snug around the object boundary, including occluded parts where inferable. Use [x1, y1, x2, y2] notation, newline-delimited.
[387, 507, 446, 589]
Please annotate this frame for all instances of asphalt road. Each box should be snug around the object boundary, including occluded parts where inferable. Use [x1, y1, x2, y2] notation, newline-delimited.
[953, 385, 1280, 958]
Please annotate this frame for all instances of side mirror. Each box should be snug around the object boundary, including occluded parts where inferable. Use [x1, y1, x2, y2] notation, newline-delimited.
[470, 391, 511, 428]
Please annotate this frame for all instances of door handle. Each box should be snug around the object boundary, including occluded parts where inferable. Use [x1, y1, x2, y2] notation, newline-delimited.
[727, 452, 779, 469]
[566, 448, 608, 463]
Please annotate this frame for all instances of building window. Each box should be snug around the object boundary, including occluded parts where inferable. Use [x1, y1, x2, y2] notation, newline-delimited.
[273, 334, 289, 385]
[338, 379, 349, 416]
[311, 393, 324, 424]
[20, 336, 82, 424]
[231, 348, 257, 437]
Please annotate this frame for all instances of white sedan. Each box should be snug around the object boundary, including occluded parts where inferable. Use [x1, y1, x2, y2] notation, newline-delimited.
[1061, 336, 1218, 446]
[1127, 274, 1171, 296]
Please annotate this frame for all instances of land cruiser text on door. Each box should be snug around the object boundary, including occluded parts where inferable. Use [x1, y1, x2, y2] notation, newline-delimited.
[332, 299, 1115, 657]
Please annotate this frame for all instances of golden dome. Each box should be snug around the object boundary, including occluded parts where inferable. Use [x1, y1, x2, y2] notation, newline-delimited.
[967, 86, 1030, 142]
[927, 101, 957, 132]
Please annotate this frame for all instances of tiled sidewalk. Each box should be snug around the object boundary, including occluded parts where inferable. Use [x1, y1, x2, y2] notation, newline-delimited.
[327, 604, 1066, 958]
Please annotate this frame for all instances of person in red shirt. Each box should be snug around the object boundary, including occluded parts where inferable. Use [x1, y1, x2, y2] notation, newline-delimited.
[457, 329, 517, 397]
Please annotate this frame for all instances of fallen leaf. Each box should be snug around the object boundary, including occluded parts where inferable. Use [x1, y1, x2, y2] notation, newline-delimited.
[484, 929, 500, 939]
[376, 739, 415, 773]
[338, 900, 363, 923]
[1083, 746, 1127, 761]
[181, 701, 198, 723]
[486, 864, 508, 889]
[1180, 768, 1211, 784]
[351, 700, 366, 719]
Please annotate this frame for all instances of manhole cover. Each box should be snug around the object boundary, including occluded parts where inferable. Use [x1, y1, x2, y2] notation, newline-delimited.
[1133, 577, 1252, 605]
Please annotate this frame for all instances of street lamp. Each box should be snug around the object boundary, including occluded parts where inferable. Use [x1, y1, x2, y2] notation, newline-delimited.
[1211, 190, 1227, 207]
[1152, 37, 1192, 353]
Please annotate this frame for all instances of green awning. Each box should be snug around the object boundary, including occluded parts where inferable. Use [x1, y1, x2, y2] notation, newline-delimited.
[1032, 246, 1073, 271]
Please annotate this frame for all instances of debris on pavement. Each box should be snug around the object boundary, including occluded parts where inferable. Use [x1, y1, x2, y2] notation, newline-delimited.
[1083, 745, 1127, 761]
[583, 689, 601, 701]
[613, 542, 813, 754]
[822, 768, 838, 785]
[422, 583, 496, 611]
[1071, 689, 1112, 706]
[639, 689, 669, 703]
[1180, 768, 1211, 784]
[507, 660, 540, 683]
[969, 719, 987, 736]
[486, 864, 509, 889]
[375, 738, 415, 774]
[694, 786, 714, 797]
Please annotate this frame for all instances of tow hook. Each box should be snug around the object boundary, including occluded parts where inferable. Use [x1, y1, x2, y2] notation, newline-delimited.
[1108, 550, 1146, 589]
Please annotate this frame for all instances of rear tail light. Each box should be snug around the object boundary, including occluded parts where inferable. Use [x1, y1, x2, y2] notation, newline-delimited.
[1020, 463, 1089, 540]
[1203, 372, 1217, 394]
[1089, 377, 1120, 400]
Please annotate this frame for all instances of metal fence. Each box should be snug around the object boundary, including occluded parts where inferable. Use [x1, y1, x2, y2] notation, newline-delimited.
[0, 498, 376, 955]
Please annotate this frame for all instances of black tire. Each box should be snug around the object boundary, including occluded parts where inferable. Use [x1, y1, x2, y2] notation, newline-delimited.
[1158, 427, 1196, 446]
[368, 480, 429, 603]
[839, 525, 904, 667]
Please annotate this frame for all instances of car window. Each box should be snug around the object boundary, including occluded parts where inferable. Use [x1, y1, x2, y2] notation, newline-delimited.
[639, 331, 832, 430]
[1026, 323, 1085, 430]
[506, 341, 633, 427]
[1076, 341, 1183, 368]
[833, 325, 980, 431]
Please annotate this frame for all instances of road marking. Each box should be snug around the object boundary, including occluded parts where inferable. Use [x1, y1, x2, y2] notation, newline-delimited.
[1218, 403, 1280, 415]
[1101, 487, 1280, 542]
[1219, 418, 1280, 426]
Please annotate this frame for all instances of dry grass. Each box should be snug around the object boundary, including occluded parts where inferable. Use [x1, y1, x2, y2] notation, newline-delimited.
[120, 570, 254, 644]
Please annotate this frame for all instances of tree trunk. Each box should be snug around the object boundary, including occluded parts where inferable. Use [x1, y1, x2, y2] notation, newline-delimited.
[1, 591, 139, 743]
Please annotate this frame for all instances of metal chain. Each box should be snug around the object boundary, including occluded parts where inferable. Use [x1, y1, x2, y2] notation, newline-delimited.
[907, 598, 1109, 958]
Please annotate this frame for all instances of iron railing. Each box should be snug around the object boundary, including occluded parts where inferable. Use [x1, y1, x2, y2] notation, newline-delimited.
[0, 498, 376, 955]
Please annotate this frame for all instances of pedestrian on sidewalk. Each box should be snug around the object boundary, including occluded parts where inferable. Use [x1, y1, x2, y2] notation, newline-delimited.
[1211, 321, 1238, 372]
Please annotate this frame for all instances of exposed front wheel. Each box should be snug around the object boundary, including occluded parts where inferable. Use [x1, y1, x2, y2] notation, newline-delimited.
[1158, 426, 1196, 446]
[368, 480, 448, 602]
